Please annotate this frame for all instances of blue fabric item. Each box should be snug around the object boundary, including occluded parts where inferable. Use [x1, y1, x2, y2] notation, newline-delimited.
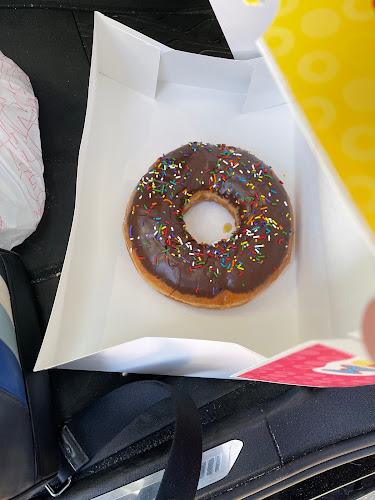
[0, 338, 27, 407]
[0, 303, 19, 362]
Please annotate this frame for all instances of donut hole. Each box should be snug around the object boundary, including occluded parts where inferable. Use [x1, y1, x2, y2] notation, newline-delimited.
[183, 192, 236, 245]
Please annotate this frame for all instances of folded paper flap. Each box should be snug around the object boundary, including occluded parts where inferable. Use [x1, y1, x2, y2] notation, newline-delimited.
[95, 11, 283, 110]
[57, 337, 266, 379]
[209, 0, 280, 60]
[95, 12, 253, 99]
[159, 51, 253, 94]
[96, 13, 168, 51]
[242, 57, 285, 112]
[95, 12, 163, 98]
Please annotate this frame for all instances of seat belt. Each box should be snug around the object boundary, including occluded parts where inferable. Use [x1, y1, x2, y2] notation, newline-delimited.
[45, 380, 202, 500]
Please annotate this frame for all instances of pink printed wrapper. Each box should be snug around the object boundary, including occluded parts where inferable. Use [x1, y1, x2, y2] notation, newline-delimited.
[233, 343, 375, 388]
[0, 51, 45, 250]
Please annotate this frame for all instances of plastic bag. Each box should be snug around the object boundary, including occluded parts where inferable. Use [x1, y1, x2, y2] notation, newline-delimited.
[0, 51, 45, 250]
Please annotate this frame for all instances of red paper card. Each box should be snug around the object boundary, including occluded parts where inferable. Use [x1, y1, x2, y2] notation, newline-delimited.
[233, 343, 375, 387]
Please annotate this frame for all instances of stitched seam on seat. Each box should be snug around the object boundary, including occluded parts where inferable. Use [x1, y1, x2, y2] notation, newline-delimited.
[259, 406, 285, 466]
[0, 385, 29, 410]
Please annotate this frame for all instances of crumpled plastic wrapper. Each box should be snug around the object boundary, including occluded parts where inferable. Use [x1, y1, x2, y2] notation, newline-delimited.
[0, 51, 45, 250]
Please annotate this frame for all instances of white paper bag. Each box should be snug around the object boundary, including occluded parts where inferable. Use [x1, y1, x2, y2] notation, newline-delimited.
[0, 51, 45, 250]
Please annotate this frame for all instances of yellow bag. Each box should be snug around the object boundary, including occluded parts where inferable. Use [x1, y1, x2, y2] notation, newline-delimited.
[261, 0, 375, 237]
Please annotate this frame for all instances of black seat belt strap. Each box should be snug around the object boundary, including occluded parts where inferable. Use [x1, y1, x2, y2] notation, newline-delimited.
[49, 380, 202, 500]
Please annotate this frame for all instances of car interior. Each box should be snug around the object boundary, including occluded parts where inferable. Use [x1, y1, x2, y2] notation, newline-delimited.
[1, 1, 375, 499]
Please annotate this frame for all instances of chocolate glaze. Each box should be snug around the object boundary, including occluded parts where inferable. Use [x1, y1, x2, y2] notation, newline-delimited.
[126, 142, 292, 299]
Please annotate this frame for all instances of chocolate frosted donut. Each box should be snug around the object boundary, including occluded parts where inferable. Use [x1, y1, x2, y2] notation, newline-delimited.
[123, 142, 293, 309]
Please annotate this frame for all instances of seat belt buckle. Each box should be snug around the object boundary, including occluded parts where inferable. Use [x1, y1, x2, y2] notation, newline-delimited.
[60, 425, 89, 471]
[45, 476, 72, 497]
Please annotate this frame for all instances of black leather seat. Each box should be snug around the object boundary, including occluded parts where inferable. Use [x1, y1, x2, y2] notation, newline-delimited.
[0, 249, 58, 500]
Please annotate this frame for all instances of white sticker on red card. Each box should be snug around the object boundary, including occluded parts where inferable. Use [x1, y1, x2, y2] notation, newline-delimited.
[232, 343, 375, 387]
